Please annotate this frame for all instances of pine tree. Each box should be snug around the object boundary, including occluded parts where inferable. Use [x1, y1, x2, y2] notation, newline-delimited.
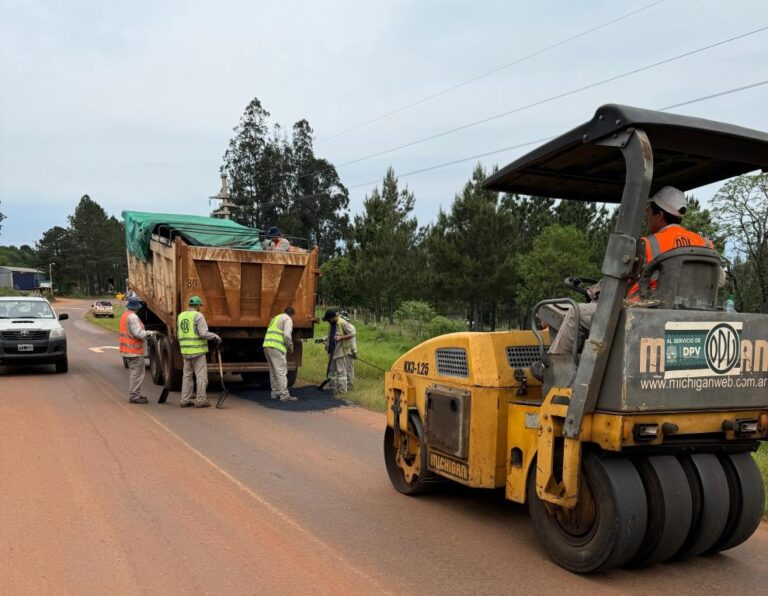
[349, 168, 418, 320]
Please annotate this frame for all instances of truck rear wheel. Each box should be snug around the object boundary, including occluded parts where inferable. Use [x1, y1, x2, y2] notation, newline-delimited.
[708, 452, 764, 554]
[384, 411, 440, 495]
[149, 342, 163, 385]
[676, 454, 729, 558]
[160, 336, 182, 391]
[629, 455, 692, 567]
[527, 452, 647, 573]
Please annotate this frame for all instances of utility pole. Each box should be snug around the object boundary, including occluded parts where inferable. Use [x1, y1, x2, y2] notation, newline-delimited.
[210, 174, 238, 220]
[49, 262, 55, 296]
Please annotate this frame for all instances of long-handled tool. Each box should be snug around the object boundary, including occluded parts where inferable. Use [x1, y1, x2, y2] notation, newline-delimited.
[317, 355, 334, 391]
[355, 355, 387, 373]
[215, 347, 229, 408]
[317, 353, 387, 390]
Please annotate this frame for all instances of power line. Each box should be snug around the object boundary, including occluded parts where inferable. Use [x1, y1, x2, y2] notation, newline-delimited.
[343, 77, 768, 191]
[317, 0, 668, 144]
[334, 25, 768, 170]
[658, 79, 768, 110]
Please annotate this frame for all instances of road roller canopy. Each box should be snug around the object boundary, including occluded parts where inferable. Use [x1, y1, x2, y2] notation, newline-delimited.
[482, 104, 768, 202]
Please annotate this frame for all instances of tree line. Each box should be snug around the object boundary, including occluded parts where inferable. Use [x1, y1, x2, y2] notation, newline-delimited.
[0, 195, 127, 295]
[1, 96, 766, 320]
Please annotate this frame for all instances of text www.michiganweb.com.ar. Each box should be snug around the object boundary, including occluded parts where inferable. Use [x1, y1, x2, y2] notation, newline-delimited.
[640, 376, 768, 391]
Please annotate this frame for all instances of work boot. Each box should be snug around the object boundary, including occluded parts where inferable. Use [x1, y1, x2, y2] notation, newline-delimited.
[179, 401, 194, 408]
[279, 395, 297, 402]
[194, 400, 211, 408]
[129, 396, 148, 404]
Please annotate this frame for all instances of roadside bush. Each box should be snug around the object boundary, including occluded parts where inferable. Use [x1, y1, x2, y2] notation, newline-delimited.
[426, 316, 465, 339]
[394, 300, 436, 339]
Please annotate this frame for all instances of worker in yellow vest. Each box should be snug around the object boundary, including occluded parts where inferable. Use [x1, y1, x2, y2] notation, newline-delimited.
[119, 296, 156, 404]
[177, 296, 221, 408]
[262, 306, 297, 402]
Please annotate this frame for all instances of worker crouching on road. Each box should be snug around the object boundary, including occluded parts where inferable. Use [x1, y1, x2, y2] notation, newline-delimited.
[178, 296, 221, 408]
[263, 306, 297, 402]
[119, 296, 156, 404]
[320, 309, 357, 392]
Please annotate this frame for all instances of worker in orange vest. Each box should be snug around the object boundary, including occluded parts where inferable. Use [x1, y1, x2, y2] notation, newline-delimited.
[119, 296, 156, 404]
[548, 186, 720, 357]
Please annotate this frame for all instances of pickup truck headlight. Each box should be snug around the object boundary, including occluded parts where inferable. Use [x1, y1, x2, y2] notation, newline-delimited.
[50, 328, 66, 339]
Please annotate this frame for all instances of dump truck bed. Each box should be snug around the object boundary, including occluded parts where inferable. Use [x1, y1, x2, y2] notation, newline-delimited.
[128, 235, 318, 335]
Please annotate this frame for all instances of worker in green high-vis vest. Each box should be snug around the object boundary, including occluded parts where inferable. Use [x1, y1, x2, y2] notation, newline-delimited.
[263, 306, 297, 402]
[178, 296, 221, 408]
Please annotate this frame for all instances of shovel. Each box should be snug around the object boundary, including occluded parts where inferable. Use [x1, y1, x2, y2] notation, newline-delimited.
[215, 347, 230, 408]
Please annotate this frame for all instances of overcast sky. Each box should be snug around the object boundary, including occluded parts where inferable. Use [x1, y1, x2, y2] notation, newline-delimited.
[1, 0, 767, 247]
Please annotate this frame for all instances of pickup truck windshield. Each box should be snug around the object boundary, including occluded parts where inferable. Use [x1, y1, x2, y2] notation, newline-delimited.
[0, 300, 55, 319]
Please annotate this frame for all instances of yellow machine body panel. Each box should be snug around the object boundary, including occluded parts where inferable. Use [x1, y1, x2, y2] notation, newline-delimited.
[386, 329, 548, 489]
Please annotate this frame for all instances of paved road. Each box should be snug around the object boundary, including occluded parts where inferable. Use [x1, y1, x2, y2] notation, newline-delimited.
[1, 299, 766, 595]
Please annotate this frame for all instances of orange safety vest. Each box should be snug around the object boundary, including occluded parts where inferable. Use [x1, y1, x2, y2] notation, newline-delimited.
[626, 225, 715, 301]
[119, 311, 145, 355]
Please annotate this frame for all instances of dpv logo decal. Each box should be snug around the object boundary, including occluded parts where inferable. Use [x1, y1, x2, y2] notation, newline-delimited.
[640, 321, 744, 379]
[705, 323, 740, 374]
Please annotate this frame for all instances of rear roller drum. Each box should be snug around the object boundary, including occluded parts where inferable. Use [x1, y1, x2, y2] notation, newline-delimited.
[708, 452, 765, 554]
[629, 455, 692, 567]
[676, 454, 729, 558]
[527, 452, 647, 573]
[384, 411, 441, 495]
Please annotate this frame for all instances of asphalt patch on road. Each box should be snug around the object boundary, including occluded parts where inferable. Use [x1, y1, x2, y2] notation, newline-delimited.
[219, 381, 353, 413]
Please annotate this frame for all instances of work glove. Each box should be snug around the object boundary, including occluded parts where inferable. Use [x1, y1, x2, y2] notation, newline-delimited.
[314, 338, 326, 344]
[214, 335, 222, 344]
[352, 350, 358, 359]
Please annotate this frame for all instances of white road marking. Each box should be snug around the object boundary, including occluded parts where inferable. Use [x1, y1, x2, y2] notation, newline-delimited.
[89, 346, 120, 353]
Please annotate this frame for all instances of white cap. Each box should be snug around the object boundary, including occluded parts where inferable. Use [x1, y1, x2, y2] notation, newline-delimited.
[650, 186, 687, 217]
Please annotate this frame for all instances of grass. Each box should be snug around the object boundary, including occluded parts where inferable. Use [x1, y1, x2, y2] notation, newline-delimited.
[297, 319, 419, 411]
[753, 444, 768, 517]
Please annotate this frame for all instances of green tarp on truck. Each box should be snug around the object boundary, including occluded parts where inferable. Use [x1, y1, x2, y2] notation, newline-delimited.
[122, 211, 263, 262]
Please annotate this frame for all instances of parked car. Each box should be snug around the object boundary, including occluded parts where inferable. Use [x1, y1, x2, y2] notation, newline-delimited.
[0, 297, 69, 372]
[91, 300, 114, 318]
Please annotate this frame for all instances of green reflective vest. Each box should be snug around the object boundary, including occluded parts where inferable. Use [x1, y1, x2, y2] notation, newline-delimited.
[263, 314, 287, 353]
[177, 310, 208, 356]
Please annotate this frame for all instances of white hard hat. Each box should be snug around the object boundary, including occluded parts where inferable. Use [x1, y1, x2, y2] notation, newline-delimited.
[650, 186, 687, 217]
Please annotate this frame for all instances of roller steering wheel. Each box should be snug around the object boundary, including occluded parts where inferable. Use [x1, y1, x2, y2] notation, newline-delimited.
[564, 276, 599, 301]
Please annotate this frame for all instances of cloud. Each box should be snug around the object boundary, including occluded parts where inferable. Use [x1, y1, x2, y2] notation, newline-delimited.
[1, 0, 767, 246]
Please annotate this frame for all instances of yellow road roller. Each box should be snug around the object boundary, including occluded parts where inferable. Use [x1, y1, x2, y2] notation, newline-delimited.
[383, 104, 768, 573]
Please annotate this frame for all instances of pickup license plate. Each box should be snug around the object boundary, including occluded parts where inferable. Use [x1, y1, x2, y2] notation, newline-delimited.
[17, 344, 33, 352]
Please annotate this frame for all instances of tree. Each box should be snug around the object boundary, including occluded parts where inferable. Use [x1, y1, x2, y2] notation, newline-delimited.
[221, 99, 349, 259]
[516, 225, 600, 311]
[32, 195, 127, 294]
[394, 300, 436, 340]
[348, 168, 418, 320]
[318, 255, 358, 308]
[711, 174, 768, 312]
[282, 120, 349, 259]
[0, 245, 36, 267]
[0, 200, 5, 237]
[221, 98, 285, 229]
[684, 197, 724, 251]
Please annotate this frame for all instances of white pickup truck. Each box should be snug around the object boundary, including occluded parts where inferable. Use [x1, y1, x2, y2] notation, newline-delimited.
[0, 296, 69, 372]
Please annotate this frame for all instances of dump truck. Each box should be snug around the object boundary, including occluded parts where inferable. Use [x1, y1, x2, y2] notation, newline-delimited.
[122, 212, 319, 389]
[383, 104, 768, 572]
